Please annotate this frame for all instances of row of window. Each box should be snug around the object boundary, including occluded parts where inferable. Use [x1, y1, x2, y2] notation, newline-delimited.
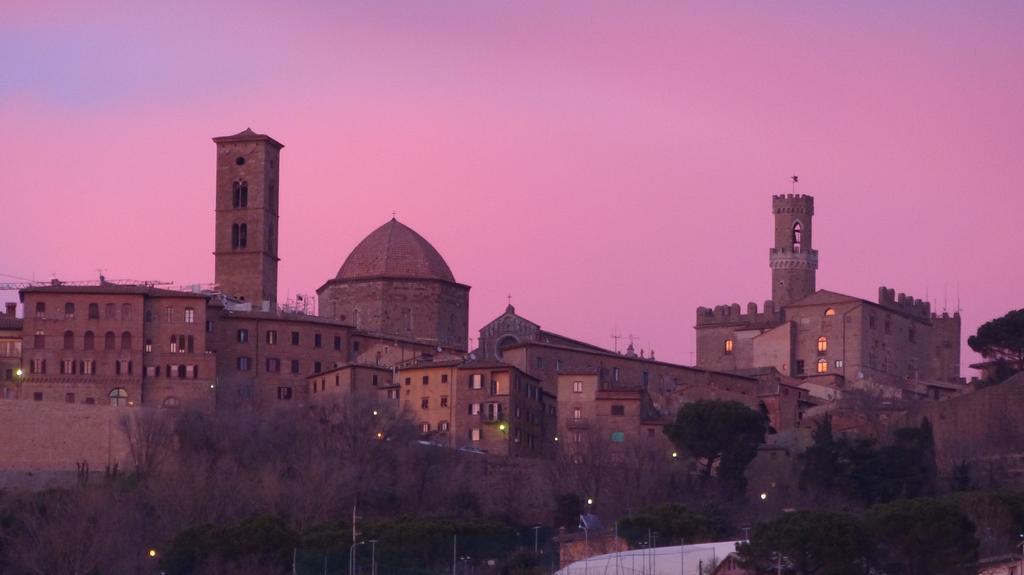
[37, 302, 134, 321]
[238, 329, 342, 350]
[420, 396, 450, 409]
[238, 356, 323, 374]
[37, 330, 134, 351]
[420, 421, 451, 433]
[794, 358, 844, 375]
[144, 364, 200, 379]
[30, 388, 133, 406]
[34, 303, 199, 324]
[30, 358, 132, 376]
[403, 373, 452, 386]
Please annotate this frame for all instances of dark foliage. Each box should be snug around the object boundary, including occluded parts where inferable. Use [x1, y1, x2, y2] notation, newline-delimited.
[866, 498, 978, 575]
[663, 400, 767, 493]
[737, 510, 871, 575]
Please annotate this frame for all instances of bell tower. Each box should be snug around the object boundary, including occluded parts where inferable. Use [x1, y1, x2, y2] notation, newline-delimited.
[213, 128, 283, 309]
[770, 194, 817, 307]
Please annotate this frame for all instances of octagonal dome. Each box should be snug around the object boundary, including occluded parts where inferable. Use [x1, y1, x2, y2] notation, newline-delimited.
[336, 219, 455, 282]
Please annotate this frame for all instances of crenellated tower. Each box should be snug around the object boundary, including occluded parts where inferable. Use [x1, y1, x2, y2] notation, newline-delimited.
[213, 128, 283, 309]
[770, 194, 818, 307]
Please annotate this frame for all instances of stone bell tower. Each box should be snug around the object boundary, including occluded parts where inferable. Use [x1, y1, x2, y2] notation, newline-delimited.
[213, 128, 282, 309]
[770, 194, 817, 307]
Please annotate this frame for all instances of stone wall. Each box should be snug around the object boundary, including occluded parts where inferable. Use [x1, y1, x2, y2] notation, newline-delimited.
[0, 400, 132, 475]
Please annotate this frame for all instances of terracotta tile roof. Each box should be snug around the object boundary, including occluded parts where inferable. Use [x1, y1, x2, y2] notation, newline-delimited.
[211, 128, 284, 149]
[335, 219, 455, 283]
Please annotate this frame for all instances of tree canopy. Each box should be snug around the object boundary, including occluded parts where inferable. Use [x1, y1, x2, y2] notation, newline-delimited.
[737, 510, 871, 575]
[663, 400, 767, 492]
[968, 309, 1024, 381]
[866, 498, 978, 575]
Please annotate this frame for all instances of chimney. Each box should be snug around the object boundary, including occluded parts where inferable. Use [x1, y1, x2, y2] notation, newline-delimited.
[4, 303, 16, 317]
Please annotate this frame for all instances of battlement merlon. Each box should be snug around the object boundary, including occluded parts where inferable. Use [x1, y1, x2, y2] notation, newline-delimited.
[772, 194, 814, 215]
[696, 300, 784, 327]
[769, 247, 819, 269]
[877, 286, 933, 319]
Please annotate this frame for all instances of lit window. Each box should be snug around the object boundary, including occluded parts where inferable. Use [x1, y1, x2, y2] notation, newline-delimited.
[573, 407, 582, 420]
[724, 339, 734, 354]
[266, 330, 277, 344]
[439, 421, 449, 432]
[817, 336, 828, 353]
[471, 374, 483, 389]
[835, 360, 844, 369]
[816, 359, 828, 373]
[824, 308, 835, 317]
[611, 431, 625, 442]
[470, 428, 481, 442]
[572, 380, 583, 393]
[237, 329, 248, 343]
[792, 221, 802, 251]
[184, 307, 195, 324]
[420, 422, 430, 433]
[82, 360, 94, 375]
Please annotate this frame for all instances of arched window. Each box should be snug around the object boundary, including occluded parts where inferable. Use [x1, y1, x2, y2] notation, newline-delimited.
[34, 330, 45, 349]
[724, 339, 734, 354]
[824, 308, 835, 316]
[109, 388, 128, 407]
[817, 336, 828, 353]
[238, 223, 247, 248]
[84, 331, 95, 350]
[121, 331, 132, 351]
[104, 331, 115, 351]
[792, 222, 802, 251]
[64, 302, 75, 319]
[232, 181, 241, 208]
[231, 224, 239, 249]
[63, 330, 74, 350]
[240, 181, 248, 207]
[816, 358, 828, 373]
[35, 302, 45, 319]
[88, 303, 99, 319]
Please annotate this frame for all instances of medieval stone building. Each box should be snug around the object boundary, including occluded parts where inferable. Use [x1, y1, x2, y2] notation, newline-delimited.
[695, 194, 962, 399]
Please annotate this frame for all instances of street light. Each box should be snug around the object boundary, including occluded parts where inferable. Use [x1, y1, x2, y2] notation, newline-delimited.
[148, 549, 157, 558]
[15, 368, 23, 377]
[349, 540, 365, 575]
[532, 525, 541, 554]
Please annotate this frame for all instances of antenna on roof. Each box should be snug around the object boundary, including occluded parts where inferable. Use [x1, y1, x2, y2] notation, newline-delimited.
[610, 327, 622, 353]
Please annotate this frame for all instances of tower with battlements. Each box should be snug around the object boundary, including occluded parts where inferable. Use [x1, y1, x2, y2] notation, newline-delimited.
[769, 194, 818, 308]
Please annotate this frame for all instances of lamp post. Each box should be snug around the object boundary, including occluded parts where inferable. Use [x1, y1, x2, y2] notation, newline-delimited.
[349, 540, 365, 575]
[368, 539, 378, 575]
[532, 525, 541, 554]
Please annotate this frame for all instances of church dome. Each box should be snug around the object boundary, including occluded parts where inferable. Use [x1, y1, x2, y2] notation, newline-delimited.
[336, 219, 456, 282]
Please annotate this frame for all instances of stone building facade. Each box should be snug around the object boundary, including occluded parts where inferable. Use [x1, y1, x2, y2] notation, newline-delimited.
[10, 283, 216, 411]
[696, 193, 961, 395]
[0, 303, 22, 393]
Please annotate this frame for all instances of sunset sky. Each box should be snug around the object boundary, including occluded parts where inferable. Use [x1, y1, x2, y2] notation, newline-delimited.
[2, 1, 1022, 374]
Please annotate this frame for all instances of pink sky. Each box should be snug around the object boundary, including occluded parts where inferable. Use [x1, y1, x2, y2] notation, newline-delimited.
[2, 1, 1022, 375]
